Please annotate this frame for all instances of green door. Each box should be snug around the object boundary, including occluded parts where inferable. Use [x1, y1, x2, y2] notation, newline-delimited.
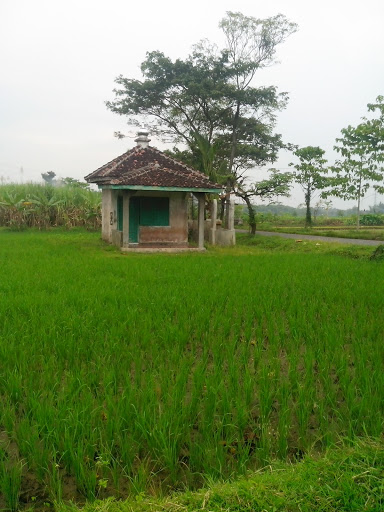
[129, 197, 140, 243]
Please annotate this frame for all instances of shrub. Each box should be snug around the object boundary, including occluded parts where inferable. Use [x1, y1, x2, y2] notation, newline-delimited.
[0, 183, 101, 229]
[360, 213, 384, 226]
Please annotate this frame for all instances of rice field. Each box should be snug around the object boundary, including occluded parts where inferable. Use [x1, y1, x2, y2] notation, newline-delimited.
[0, 230, 383, 509]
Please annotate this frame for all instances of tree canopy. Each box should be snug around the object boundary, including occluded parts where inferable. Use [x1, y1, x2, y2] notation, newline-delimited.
[290, 146, 328, 227]
[327, 97, 384, 228]
[106, 11, 297, 225]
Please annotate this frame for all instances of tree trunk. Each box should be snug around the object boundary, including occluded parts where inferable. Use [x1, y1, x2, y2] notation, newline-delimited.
[305, 185, 312, 227]
[225, 101, 241, 228]
[243, 195, 256, 235]
[356, 175, 362, 230]
[219, 196, 226, 221]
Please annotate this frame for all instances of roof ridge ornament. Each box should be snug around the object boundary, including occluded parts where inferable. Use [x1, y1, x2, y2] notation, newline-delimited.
[134, 126, 151, 148]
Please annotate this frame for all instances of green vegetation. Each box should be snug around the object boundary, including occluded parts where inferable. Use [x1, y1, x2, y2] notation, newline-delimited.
[56, 440, 384, 512]
[0, 183, 101, 229]
[236, 208, 384, 240]
[0, 230, 383, 510]
[254, 224, 384, 241]
[107, 12, 297, 223]
[327, 96, 384, 229]
[235, 233, 378, 257]
[289, 146, 328, 227]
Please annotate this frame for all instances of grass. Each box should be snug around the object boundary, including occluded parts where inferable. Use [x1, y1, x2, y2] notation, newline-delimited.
[235, 232, 375, 258]
[56, 440, 384, 512]
[255, 225, 384, 241]
[0, 229, 383, 510]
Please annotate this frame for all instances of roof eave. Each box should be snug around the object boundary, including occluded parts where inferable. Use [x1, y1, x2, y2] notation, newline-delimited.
[98, 184, 222, 193]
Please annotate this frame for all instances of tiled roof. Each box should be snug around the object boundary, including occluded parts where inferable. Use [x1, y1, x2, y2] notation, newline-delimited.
[85, 146, 222, 191]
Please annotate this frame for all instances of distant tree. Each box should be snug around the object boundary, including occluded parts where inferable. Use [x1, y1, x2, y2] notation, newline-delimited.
[41, 171, 56, 185]
[369, 201, 384, 214]
[289, 146, 328, 227]
[61, 177, 90, 189]
[323, 200, 333, 220]
[326, 96, 384, 229]
[235, 168, 292, 234]
[366, 96, 384, 166]
[329, 126, 383, 228]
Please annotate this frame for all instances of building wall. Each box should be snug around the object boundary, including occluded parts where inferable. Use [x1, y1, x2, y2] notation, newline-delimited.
[101, 189, 117, 243]
[135, 191, 188, 245]
[102, 190, 188, 247]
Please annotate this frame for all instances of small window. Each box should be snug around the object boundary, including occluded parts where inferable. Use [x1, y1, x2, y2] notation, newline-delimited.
[140, 197, 169, 226]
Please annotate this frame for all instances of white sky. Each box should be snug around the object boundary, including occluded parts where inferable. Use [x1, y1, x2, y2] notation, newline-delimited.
[1, 0, 383, 209]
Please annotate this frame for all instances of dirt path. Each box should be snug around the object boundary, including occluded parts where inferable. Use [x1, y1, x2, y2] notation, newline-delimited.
[239, 230, 384, 246]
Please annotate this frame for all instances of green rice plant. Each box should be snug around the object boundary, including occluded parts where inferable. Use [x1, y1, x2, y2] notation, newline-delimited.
[69, 443, 98, 501]
[15, 417, 49, 483]
[1, 230, 384, 503]
[0, 458, 24, 512]
[258, 365, 276, 424]
[0, 401, 17, 437]
[128, 457, 155, 496]
[276, 381, 291, 458]
[47, 459, 63, 503]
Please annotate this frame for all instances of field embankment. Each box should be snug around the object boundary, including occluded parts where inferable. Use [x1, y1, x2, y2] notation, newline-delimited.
[57, 440, 384, 512]
[0, 230, 383, 510]
[256, 225, 384, 241]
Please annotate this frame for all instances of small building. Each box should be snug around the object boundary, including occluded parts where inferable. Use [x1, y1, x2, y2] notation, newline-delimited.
[85, 129, 235, 251]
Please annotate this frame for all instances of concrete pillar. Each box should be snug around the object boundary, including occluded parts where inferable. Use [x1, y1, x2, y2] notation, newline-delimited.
[101, 188, 113, 243]
[123, 192, 129, 246]
[197, 193, 205, 249]
[224, 197, 229, 229]
[228, 197, 235, 231]
[210, 198, 217, 245]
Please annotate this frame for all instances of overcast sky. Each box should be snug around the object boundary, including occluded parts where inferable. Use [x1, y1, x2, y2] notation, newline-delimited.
[1, 0, 383, 208]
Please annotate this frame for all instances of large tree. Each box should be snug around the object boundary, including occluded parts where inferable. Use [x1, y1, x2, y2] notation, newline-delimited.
[289, 146, 329, 227]
[106, 12, 297, 224]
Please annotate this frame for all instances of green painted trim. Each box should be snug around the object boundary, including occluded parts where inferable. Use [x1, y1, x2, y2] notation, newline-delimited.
[99, 185, 221, 193]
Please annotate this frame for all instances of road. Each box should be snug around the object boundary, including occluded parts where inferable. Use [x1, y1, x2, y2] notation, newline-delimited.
[238, 230, 384, 247]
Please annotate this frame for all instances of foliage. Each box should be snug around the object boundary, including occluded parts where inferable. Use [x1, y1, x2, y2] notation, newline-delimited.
[61, 177, 91, 189]
[370, 244, 384, 261]
[56, 440, 384, 512]
[360, 213, 384, 226]
[0, 452, 23, 512]
[328, 96, 384, 229]
[41, 171, 56, 184]
[366, 95, 384, 165]
[0, 183, 101, 229]
[236, 232, 379, 256]
[106, 12, 298, 217]
[235, 168, 292, 234]
[369, 201, 384, 214]
[289, 146, 329, 227]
